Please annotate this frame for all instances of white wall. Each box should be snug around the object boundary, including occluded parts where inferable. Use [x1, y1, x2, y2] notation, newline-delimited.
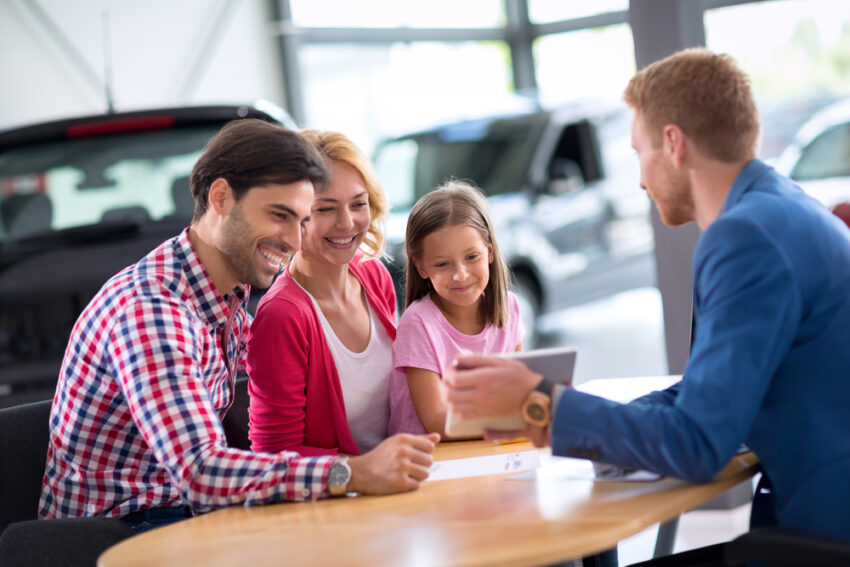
[0, 0, 285, 130]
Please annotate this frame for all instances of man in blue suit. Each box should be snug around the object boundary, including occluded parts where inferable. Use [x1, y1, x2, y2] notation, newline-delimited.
[444, 48, 850, 542]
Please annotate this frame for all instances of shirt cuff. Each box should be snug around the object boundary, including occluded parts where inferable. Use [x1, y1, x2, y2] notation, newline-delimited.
[549, 384, 567, 438]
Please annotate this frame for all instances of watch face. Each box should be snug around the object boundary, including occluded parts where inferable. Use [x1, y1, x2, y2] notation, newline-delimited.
[522, 391, 551, 427]
[527, 403, 546, 422]
[328, 458, 351, 493]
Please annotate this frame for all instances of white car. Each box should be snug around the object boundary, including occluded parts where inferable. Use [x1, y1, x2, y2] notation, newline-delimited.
[774, 97, 850, 212]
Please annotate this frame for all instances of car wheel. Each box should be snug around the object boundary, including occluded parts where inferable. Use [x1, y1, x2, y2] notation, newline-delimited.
[512, 274, 540, 349]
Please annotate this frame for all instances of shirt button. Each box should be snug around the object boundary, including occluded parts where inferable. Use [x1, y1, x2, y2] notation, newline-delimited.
[302, 488, 311, 498]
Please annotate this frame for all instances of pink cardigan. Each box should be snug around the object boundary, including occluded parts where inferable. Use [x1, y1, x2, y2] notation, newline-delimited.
[246, 253, 397, 456]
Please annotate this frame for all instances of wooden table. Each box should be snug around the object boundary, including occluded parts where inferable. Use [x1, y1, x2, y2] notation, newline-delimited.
[99, 376, 759, 567]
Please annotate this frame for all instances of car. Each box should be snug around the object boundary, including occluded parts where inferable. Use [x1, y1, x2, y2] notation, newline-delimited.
[372, 101, 656, 347]
[0, 102, 295, 408]
[774, 96, 850, 214]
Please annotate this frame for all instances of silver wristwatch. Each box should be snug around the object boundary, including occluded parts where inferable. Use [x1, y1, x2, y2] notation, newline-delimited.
[327, 456, 352, 496]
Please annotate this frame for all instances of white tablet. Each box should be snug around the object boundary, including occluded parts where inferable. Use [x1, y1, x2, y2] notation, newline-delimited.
[444, 346, 577, 438]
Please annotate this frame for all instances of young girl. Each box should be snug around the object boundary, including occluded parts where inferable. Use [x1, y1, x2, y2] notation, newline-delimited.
[389, 181, 524, 438]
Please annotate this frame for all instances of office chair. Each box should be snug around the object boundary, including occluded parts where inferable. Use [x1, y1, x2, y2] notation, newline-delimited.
[627, 527, 850, 567]
[831, 202, 850, 229]
[0, 400, 134, 567]
[222, 376, 252, 450]
[627, 477, 850, 567]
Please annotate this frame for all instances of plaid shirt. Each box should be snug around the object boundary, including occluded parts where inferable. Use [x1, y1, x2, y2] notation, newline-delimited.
[40, 229, 333, 519]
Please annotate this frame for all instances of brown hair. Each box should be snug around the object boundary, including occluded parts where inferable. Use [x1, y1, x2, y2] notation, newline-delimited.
[298, 129, 389, 258]
[405, 180, 510, 329]
[623, 47, 759, 163]
[190, 119, 329, 222]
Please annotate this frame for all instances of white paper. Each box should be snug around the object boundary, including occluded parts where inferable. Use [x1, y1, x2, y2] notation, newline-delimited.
[507, 456, 662, 482]
[427, 450, 541, 482]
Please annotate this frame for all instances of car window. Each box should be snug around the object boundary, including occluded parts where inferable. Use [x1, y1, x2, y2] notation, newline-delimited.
[374, 114, 544, 211]
[374, 139, 418, 212]
[0, 127, 218, 242]
[791, 121, 850, 181]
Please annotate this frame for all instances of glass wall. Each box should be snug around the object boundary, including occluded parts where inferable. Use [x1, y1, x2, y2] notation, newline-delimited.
[298, 41, 515, 154]
[288, 3, 667, 384]
[527, 0, 628, 24]
[290, 0, 503, 28]
[706, 0, 850, 214]
[706, 0, 850, 157]
[534, 24, 635, 106]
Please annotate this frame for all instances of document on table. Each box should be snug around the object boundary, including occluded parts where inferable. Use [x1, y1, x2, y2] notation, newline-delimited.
[427, 451, 541, 482]
[507, 455, 662, 482]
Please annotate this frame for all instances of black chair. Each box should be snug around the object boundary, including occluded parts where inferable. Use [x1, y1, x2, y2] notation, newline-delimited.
[163, 175, 194, 223]
[222, 376, 251, 450]
[0, 400, 133, 567]
[627, 527, 850, 567]
[627, 475, 850, 566]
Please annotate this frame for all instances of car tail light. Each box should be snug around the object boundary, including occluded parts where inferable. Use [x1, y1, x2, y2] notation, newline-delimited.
[68, 116, 176, 138]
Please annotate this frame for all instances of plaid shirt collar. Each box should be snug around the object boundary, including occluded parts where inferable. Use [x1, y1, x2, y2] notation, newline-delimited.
[174, 228, 249, 329]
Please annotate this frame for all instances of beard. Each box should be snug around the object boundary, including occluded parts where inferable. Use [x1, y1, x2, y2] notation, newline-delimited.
[652, 161, 695, 227]
[219, 204, 292, 289]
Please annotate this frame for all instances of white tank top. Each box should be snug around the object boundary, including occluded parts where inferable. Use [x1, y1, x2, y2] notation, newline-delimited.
[305, 290, 393, 453]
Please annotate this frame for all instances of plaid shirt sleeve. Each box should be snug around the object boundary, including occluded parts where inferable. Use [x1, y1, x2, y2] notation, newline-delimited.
[107, 295, 332, 511]
[235, 309, 251, 375]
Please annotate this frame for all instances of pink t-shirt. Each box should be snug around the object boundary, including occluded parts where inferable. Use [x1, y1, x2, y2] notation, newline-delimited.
[388, 292, 525, 434]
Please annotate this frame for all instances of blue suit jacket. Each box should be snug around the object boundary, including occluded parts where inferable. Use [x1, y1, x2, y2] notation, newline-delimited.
[552, 160, 850, 541]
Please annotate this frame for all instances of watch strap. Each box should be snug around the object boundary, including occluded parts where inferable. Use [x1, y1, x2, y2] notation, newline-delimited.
[535, 376, 557, 397]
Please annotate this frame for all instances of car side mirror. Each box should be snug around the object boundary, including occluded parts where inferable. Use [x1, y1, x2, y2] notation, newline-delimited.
[548, 158, 584, 195]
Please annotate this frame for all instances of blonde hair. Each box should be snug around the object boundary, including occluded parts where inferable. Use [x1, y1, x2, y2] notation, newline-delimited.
[405, 180, 510, 329]
[298, 129, 388, 257]
[624, 47, 759, 163]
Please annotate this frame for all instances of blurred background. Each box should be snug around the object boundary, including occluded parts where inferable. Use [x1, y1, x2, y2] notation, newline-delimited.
[3, 0, 850, 387]
[4, 0, 849, 387]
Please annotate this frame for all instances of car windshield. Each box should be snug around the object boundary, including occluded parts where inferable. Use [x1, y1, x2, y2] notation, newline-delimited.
[374, 113, 545, 211]
[0, 126, 219, 244]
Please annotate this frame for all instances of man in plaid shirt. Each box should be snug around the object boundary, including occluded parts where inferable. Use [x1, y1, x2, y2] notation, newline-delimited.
[39, 119, 438, 531]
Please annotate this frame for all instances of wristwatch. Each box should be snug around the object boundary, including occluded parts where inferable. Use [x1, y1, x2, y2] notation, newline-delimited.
[521, 376, 554, 428]
[327, 456, 352, 496]
[521, 391, 551, 427]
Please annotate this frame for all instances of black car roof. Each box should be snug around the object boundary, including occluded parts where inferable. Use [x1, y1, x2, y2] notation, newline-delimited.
[0, 104, 288, 150]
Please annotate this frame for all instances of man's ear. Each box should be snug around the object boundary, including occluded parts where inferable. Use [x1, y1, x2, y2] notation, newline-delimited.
[662, 124, 687, 168]
[208, 178, 233, 216]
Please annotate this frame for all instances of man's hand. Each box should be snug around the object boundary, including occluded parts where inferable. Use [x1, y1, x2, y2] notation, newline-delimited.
[347, 433, 440, 495]
[443, 353, 541, 419]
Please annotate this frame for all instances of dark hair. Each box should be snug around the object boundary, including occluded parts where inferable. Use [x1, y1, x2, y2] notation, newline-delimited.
[405, 180, 510, 329]
[190, 119, 330, 221]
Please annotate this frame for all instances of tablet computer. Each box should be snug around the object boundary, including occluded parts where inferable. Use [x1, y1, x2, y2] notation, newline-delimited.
[444, 346, 577, 438]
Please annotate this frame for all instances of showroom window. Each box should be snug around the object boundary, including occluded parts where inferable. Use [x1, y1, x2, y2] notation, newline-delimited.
[527, 0, 627, 24]
[298, 41, 515, 154]
[289, 0, 503, 28]
[533, 24, 635, 107]
[705, 0, 850, 158]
